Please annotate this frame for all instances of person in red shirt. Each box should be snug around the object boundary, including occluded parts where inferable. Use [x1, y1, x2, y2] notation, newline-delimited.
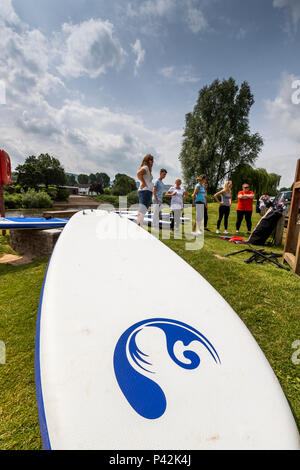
[236, 183, 255, 233]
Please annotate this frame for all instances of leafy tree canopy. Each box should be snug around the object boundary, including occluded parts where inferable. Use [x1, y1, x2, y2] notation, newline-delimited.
[16, 154, 66, 189]
[66, 174, 77, 186]
[112, 173, 137, 196]
[78, 174, 89, 184]
[179, 77, 264, 193]
[93, 172, 110, 188]
[230, 164, 281, 198]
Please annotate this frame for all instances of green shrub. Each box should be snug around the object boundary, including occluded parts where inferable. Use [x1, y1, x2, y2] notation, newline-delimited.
[184, 193, 193, 204]
[4, 185, 15, 195]
[4, 193, 23, 209]
[55, 188, 69, 201]
[21, 190, 53, 209]
[103, 188, 112, 195]
[206, 194, 215, 203]
[45, 186, 58, 200]
[96, 194, 119, 206]
[127, 190, 139, 206]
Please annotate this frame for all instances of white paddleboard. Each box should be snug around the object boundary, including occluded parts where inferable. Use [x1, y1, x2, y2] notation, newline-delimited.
[115, 210, 191, 223]
[35, 210, 300, 450]
[119, 213, 171, 228]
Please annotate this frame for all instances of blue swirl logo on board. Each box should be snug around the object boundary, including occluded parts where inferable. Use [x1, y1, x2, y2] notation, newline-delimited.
[113, 318, 221, 420]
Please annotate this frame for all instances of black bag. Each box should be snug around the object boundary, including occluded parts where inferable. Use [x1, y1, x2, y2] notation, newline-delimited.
[248, 208, 283, 245]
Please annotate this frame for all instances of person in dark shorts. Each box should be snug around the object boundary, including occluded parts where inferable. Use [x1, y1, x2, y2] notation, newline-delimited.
[136, 154, 154, 226]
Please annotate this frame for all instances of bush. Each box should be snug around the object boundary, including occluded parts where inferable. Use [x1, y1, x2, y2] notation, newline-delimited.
[184, 193, 193, 204]
[55, 188, 69, 201]
[45, 186, 58, 200]
[103, 188, 112, 195]
[21, 190, 53, 209]
[95, 194, 119, 206]
[206, 194, 215, 203]
[127, 190, 139, 206]
[4, 193, 23, 209]
[4, 185, 15, 195]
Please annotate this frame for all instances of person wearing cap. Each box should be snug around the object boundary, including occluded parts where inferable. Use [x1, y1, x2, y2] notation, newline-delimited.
[236, 183, 255, 233]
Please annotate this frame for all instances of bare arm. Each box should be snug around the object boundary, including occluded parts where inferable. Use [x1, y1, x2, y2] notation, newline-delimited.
[165, 190, 176, 197]
[137, 168, 146, 189]
[192, 185, 199, 201]
[214, 189, 225, 203]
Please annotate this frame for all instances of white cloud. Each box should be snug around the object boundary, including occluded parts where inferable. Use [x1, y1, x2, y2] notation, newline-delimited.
[0, 0, 20, 25]
[273, 0, 300, 31]
[265, 72, 300, 142]
[57, 19, 127, 79]
[126, 0, 208, 34]
[160, 65, 200, 84]
[4, 96, 182, 181]
[0, 7, 182, 183]
[131, 39, 145, 75]
[185, 0, 208, 33]
[139, 0, 175, 17]
[236, 27, 247, 39]
[260, 72, 300, 186]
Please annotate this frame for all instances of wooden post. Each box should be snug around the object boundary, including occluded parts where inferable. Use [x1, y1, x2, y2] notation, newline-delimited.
[283, 159, 300, 274]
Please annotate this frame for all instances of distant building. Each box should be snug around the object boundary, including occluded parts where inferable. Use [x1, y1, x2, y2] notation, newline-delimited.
[75, 184, 99, 196]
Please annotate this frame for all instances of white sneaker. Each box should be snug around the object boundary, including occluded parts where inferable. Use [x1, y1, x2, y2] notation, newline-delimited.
[196, 230, 202, 235]
[224, 230, 229, 234]
[216, 229, 220, 234]
[191, 231, 198, 236]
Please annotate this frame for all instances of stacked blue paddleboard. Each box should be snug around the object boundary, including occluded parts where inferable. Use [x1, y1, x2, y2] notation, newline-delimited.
[0, 217, 68, 230]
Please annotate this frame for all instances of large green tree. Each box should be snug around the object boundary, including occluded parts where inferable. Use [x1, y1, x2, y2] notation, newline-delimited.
[179, 77, 264, 193]
[78, 174, 89, 184]
[112, 173, 137, 196]
[95, 172, 110, 188]
[16, 154, 66, 189]
[230, 164, 281, 198]
[66, 174, 77, 186]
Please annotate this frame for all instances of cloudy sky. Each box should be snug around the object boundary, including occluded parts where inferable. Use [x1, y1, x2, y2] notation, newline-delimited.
[0, 0, 299, 187]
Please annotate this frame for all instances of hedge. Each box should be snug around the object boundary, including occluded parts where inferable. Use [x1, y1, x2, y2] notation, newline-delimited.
[4, 190, 53, 209]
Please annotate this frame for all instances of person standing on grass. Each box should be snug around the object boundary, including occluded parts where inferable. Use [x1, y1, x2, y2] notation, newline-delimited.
[136, 154, 154, 226]
[165, 179, 188, 232]
[259, 193, 271, 217]
[152, 168, 167, 229]
[236, 183, 255, 234]
[204, 182, 209, 231]
[191, 174, 208, 235]
[214, 181, 232, 234]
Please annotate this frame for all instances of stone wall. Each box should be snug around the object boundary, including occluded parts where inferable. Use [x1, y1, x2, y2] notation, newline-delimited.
[10, 229, 62, 257]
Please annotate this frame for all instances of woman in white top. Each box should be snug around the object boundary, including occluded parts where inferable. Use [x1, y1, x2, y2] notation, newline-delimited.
[165, 178, 188, 232]
[136, 154, 154, 226]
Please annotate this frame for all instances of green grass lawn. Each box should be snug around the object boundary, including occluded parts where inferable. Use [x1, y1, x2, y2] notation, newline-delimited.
[0, 204, 299, 449]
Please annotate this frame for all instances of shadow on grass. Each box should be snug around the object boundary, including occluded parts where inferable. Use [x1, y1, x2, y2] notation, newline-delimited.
[0, 257, 49, 277]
